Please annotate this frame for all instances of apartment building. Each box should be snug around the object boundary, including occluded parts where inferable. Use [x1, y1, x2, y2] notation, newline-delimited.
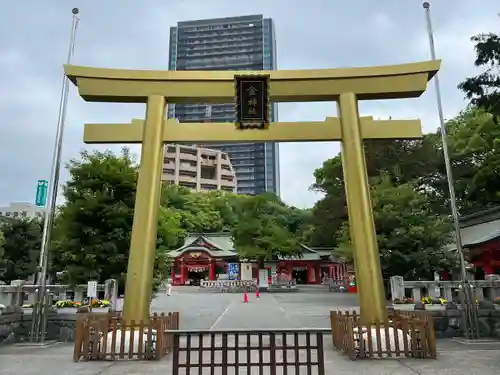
[168, 14, 280, 196]
[162, 144, 237, 193]
[0, 202, 45, 220]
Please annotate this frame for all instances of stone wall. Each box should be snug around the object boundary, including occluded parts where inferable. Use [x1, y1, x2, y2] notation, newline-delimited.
[425, 308, 500, 339]
[2, 308, 500, 345]
[0, 310, 79, 346]
[0, 310, 23, 345]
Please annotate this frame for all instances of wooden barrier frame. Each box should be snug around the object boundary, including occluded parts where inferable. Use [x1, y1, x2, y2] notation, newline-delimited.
[171, 329, 327, 374]
[330, 310, 436, 360]
[73, 312, 179, 361]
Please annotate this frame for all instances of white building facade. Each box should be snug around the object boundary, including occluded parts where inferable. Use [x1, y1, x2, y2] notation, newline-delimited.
[0, 202, 45, 220]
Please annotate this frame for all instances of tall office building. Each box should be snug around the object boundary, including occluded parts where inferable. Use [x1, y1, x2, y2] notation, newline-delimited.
[168, 15, 280, 196]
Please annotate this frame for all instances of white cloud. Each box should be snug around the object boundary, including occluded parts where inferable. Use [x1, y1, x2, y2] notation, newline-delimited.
[0, 0, 496, 209]
[370, 13, 393, 31]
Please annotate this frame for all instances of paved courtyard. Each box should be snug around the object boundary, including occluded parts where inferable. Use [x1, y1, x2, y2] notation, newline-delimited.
[1, 290, 500, 374]
[150, 287, 360, 330]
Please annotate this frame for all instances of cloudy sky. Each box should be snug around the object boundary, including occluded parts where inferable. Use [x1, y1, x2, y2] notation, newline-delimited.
[0, 0, 498, 209]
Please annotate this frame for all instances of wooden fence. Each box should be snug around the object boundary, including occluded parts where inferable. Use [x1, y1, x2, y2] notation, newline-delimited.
[330, 310, 436, 360]
[73, 311, 179, 361]
[171, 329, 326, 375]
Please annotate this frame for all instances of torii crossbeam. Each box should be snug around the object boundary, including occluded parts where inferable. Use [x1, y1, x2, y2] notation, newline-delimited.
[82, 117, 422, 144]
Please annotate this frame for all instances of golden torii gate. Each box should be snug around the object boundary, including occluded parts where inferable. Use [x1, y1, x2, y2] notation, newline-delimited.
[65, 60, 440, 325]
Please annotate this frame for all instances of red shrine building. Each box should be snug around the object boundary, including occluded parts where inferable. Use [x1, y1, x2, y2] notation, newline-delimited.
[168, 233, 347, 286]
[458, 207, 500, 277]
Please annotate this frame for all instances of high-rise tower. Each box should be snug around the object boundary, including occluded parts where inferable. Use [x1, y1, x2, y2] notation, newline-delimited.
[168, 15, 280, 196]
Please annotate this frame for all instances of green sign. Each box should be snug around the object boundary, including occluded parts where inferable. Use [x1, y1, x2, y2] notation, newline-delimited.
[35, 180, 49, 207]
[234, 74, 270, 130]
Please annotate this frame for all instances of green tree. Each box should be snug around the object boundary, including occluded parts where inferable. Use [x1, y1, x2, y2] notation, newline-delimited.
[152, 206, 183, 292]
[281, 206, 312, 240]
[51, 149, 180, 293]
[442, 108, 500, 213]
[458, 32, 500, 117]
[160, 184, 247, 235]
[336, 177, 456, 280]
[161, 185, 225, 234]
[205, 190, 241, 231]
[308, 138, 443, 246]
[0, 217, 42, 283]
[232, 193, 302, 267]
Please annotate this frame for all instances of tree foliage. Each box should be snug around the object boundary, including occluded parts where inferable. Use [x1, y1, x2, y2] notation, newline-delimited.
[307, 28, 500, 275]
[0, 217, 42, 283]
[0, 227, 4, 258]
[51, 149, 175, 293]
[458, 32, 500, 117]
[309, 104, 500, 249]
[336, 177, 456, 280]
[444, 108, 500, 212]
[232, 193, 304, 266]
[160, 186, 240, 235]
[307, 138, 444, 247]
[48, 149, 311, 291]
[309, 108, 500, 278]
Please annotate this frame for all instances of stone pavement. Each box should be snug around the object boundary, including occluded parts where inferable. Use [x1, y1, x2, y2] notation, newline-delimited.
[1, 290, 499, 374]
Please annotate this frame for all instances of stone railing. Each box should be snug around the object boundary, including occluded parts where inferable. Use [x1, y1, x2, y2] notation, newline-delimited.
[0, 279, 118, 309]
[200, 280, 257, 289]
[390, 275, 500, 303]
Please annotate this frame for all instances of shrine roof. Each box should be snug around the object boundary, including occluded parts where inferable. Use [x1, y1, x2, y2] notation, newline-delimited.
[168, 232, 345, 261]
[447, 217, 500, 251]
[460, 206, 500, 227]
[277, 244, 332, 261]
[311, 247, 336, 256]
[169, 233, 236, 258]
[461, 219, 500, 247]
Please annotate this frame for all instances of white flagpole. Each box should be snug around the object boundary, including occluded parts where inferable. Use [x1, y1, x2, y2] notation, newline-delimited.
[422, 2, 478, 339]
[34, 7, 80, 342]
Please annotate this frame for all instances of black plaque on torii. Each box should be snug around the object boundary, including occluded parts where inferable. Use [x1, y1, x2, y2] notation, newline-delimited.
[234, 75, 271, 130]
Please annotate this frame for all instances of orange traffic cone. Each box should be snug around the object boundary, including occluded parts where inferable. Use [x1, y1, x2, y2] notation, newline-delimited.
[243, 290, 249, 303]
[255, 288, 260, 298]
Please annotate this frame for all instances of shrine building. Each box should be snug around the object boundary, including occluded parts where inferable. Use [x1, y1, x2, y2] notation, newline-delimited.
[168, 232, 346, 285]
[457, 207, 500, 278]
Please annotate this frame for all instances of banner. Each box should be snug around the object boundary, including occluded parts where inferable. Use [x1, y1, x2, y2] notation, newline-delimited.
[228, 263, 239, 280]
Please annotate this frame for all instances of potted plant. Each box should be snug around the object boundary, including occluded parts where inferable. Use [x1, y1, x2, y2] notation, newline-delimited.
[393, 297, 415, 309]
[54, 299, 82, 313]
[88, 298, 111, 311]
[421, 296, 447, 310]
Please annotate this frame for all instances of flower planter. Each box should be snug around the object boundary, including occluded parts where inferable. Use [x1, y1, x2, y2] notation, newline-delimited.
[88, 307, 109, 313]
[392, 304, 415, 311]
[57, 307, 79, 313]
[424, 304, 446, 311]
[54, 299, 111, 310]
[57, 307, 110, 314]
